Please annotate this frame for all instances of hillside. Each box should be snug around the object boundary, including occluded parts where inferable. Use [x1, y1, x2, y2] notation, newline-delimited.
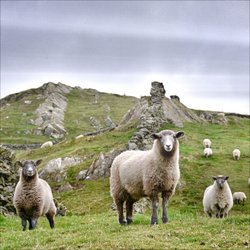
[1, 119, 249, 249]
[0, 82, 138, 144]
[0, 81, 249, 249]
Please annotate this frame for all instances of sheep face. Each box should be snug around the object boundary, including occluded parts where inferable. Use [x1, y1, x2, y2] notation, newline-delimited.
[152, 130, 184, 153]
[213, 175, 229, 189]
[17, 160, 42, 179]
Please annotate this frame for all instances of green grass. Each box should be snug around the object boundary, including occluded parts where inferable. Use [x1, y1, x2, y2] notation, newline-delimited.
[1, 117, 250, 249]
[64, 88, 138, 138]
[1, 212, 249, 250]
[0, 87, 138, 144]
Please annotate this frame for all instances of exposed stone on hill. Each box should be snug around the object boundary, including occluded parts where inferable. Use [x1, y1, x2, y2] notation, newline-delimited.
[0, 146, 19, 215]
[121, 81, 202, 150]
[77, 149, 124, 180]
[33, 82, 72, 138]
[40, 157, 82, 182]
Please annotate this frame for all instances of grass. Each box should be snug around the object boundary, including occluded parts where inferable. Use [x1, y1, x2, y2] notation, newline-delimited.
[1, 115, 250, 249]
[1, 212, 249, 250]
[0, 87, 138, 144]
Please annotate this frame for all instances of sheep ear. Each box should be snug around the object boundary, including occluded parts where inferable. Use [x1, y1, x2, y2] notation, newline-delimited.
[175, 131, 184, 138]
[151, 133, 161, 140]
[35, 159, 42, 166]
[224, 176, 229, 180]
[212, 176, 217, 180]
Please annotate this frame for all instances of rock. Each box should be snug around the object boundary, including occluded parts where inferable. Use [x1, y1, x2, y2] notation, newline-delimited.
[89, 116, 101, 131]
[170, 95, 180, 102]
[40, 157, 82, 182]
[105, 116, 116, 129]
[150, 81, 166, 104]
[0, 146, 19, 215]
[79, 149, 124, 180]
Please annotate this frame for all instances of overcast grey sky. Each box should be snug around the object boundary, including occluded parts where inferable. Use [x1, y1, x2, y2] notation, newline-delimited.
[1, 1, 249, 114]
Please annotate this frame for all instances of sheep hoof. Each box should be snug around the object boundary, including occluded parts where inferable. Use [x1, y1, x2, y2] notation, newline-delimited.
[162, 217, 168, 223]
[126, 218, 133, 225]
[119, 219, 127, 225]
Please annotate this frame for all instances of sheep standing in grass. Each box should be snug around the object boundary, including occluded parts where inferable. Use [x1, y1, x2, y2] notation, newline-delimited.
[233, 192, 247, 205]
[203, 175, 233, 218]
[110, 130, 184, 225]
[204, 148, 213, 158]
[203, 139, 212, 148]
[41, 141, 53, 148]
[232, 149, 240, 160]
[13, 160, 56, 231]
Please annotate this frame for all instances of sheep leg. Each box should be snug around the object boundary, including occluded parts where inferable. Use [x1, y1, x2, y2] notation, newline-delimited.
[162, 191, 168, 223]
[126, 198, 135, 224]
[21, 216, 27, 231]
[116, 199, 126, 225]
[46, 213, 55, 229]
[150, 194, 159, 225]
[29, 218, 38, 230]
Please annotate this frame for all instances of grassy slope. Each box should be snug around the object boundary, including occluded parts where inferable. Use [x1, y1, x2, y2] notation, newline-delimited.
[0, 88, 138, 144]
[1, 117, 250, 249]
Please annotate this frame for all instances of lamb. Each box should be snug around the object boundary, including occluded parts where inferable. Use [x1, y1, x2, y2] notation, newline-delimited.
[232, 148, 240, 160]
[13, 160, 56, 231]
[204, 147, 213, 158]
[203, 138, 212, 148]
[202, 175, 233, 218]
[41, 141, 53, 148]
[110, 129, 184, 225]
[233, 192, 247, 205]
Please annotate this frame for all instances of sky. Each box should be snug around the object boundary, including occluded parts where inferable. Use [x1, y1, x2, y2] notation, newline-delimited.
[1, 1, 249, 114]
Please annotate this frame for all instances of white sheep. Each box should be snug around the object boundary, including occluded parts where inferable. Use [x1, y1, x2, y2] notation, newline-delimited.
[13, 160, 56, 231]
[204, 148, 213, 158]
[248, 178, 250, 187]
[75, 134, 83, 139]
[110, 129, 184, 225]
[203, 138, 212, 148]
[203, 175, 233, 218]
[232, 148, 240, 160]
[233, 192, 247, 205]
[41, 141, 53, 148]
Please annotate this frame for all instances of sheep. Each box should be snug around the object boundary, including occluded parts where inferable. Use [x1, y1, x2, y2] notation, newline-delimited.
[202, 175, 233, 218]
[204, 147, 213, 158]
[13, 160, 56, 231]
[110, 129, 184, 225]
[233, 192, 247, 205]
[41, 141, 53, 148]
[248, 178, 250, 187]
[75, 134, 83, 139]
[232, 148, 240, 160]
[203, 138, 212, 148]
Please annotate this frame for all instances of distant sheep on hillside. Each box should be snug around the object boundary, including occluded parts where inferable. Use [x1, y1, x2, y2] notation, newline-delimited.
[203, 139, 212, 148]
[203, 175, 233, 218]
[232, 149, 240, 160]
[204, 148, 213, 158]
[41, 141, 53, 148]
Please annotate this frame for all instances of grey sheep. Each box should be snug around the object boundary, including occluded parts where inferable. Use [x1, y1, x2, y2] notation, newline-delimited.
[110, 129, 184, 225]
[13, 160, 56, 231]
[203, 175, 233, 218]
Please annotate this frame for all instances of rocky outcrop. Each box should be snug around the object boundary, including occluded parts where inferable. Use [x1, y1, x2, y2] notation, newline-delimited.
[77, 149, 124, 180]
[40, 157, 82, 183]
[121, 81, 202, 150]
[32, 82, 72, 139]
[0, 146, 19, 215]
